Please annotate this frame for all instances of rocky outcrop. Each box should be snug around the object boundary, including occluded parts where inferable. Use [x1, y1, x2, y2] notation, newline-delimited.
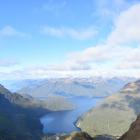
[93, 135, 117, 140]
[121, 80, 140, 94]
[42, 132, 93, 140]
[64, 132, 93, 140]
[42, 132, 118, 140]
[119, 115, 140, 140]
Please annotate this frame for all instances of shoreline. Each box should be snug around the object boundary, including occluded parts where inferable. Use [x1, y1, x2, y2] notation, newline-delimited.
[41, 96, 106, 136]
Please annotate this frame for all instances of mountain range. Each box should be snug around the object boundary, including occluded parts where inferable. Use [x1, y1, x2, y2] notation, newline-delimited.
[1, 77, 136, 98]
[1, 77, 140, 140]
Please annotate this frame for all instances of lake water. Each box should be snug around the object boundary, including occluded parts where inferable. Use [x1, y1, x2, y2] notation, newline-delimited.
[40, 97, 104, 134]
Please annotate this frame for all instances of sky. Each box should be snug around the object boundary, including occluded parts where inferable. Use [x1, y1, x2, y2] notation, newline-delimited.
[0, 0, 140, 79]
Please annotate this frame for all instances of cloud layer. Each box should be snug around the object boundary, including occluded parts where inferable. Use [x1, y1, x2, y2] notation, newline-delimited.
[0, 59, 19, 67]
[64, 3, 140, 75]
[0, 26, 29, 37]
[37, 3, 140, 78]
[40, 25, 97, 40]
[1, 3, 140, 79]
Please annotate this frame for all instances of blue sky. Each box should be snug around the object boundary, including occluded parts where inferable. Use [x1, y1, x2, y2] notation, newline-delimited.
[0, 0, 140, 79]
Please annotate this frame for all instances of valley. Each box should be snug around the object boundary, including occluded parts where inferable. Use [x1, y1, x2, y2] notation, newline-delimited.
[1, 1, 140, 139]
[1, 77, 134, 136]
[0, 77, 140, 140]
[41, 96, 103, 134]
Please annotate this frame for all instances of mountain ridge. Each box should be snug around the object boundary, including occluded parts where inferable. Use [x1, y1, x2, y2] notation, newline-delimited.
[2, 77, 135, 98]
[76, 79, 140, 137]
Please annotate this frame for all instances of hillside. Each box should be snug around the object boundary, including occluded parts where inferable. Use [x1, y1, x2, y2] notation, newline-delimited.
[0, 84, 76, 140]
[0, 84, 48, 140]
[0, 83, 74, 111]
[76, 79, 140, 137]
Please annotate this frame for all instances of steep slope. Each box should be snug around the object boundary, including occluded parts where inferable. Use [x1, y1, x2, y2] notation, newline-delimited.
[5, 77, 134, 98]
[119, 115, 140, 140]
[0, 84, 47, 140]
[76, 80, 140, 137]
[43, 132, 93, 140]
[43, 132, 117, 140]
[0, 84, 74, 111]
[62, 132, 93, 140]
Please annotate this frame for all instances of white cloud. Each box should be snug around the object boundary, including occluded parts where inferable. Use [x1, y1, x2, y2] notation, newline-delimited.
[0, 26, 29, 37]
[41, 26, 64, 37]
[0, 59, 19, 67]
[91, 0, 130, 24]
[107, 3, 140, 46]
[41, 26, 97, 40]
[63, 45, 137, 76]
[44, 3, 140, 77]
[117, 47, 140, 69]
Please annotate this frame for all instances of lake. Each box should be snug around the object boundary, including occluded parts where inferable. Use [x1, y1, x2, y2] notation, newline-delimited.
[40, 97, 104, 134]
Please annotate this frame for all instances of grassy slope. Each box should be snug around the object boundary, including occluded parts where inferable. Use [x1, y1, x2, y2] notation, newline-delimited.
[77, 80, 140, 137]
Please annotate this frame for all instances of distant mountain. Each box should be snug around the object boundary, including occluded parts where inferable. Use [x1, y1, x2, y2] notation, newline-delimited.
[1, 77, 136, 98]
[0, 79, 45, 92]
[0, 84, 47, 140]
[76, 79, 140, 138]
[0, 82, 75, 111]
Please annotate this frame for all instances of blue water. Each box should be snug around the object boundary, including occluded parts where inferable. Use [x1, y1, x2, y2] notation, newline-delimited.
[40, 97, 104, 134]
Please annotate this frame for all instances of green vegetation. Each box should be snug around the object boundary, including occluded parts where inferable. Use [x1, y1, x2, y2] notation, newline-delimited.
[0, 85, 48, 140]
[77, 80, 140, 137]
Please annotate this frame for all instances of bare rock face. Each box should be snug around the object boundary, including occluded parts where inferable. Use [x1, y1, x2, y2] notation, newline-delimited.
[121, 80, 140, 94]
[119, 115, 140, 140]
[93, 135, 117, 140]
[43, 132, 93, 140]
[64, 132, 93, 140]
